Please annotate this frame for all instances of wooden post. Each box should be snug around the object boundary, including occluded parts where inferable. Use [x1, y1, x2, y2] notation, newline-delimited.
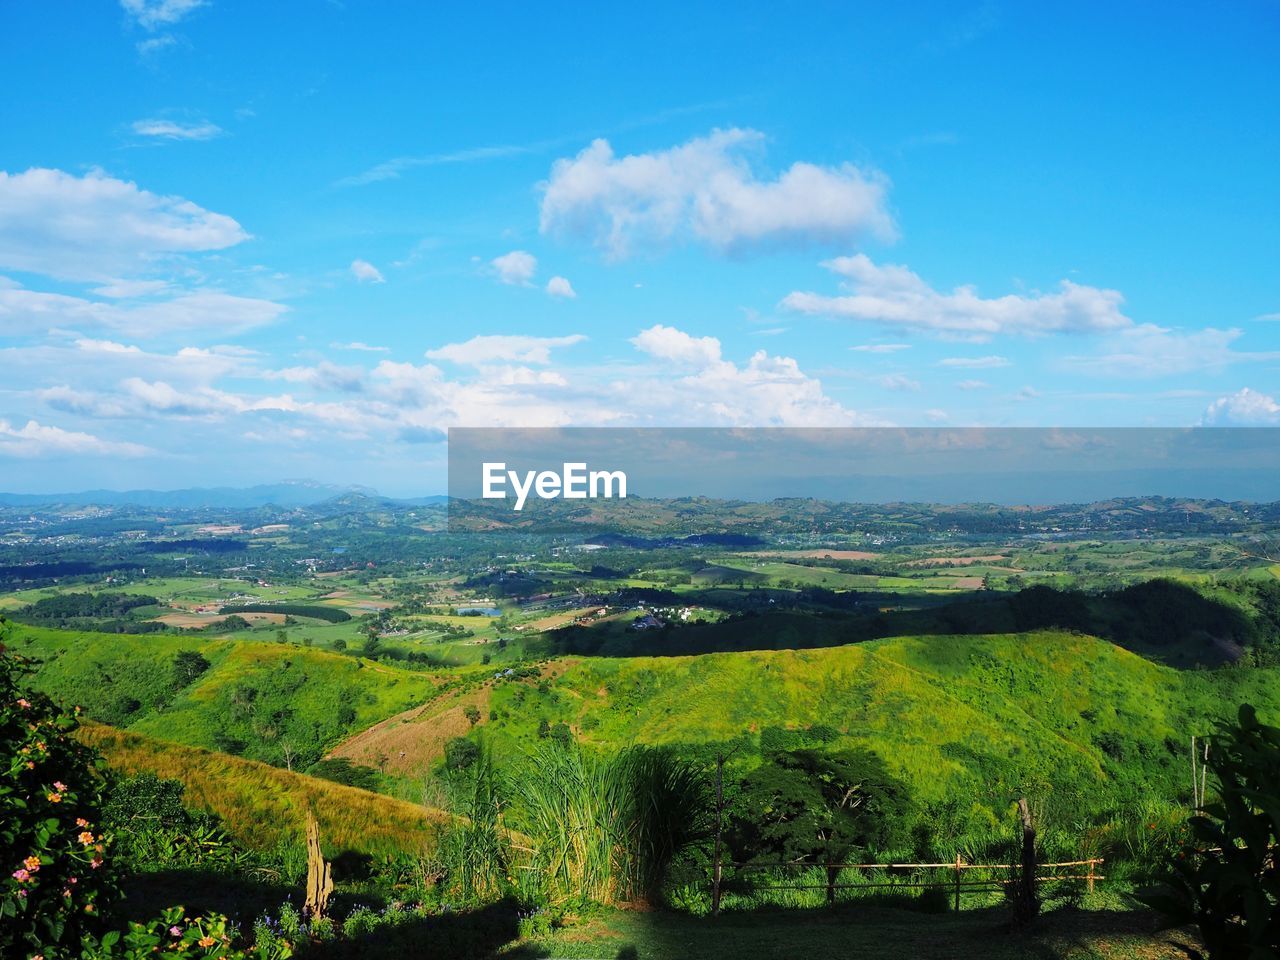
[1012, 797, 1039, 924]
[304, 812, 333, 920]
[1086, 858, 1096, 894]
[954, 853, 962, 912]
[711, 753, 725, 917]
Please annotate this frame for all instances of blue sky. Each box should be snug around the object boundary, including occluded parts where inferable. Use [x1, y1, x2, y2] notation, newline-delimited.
[0, 0, 1277, 495]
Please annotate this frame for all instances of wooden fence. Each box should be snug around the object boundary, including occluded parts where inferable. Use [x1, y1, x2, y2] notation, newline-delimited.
[710, 856, 1105, 915]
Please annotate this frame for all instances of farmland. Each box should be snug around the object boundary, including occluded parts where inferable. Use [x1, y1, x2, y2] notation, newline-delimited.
[3, 492, 1279, 957]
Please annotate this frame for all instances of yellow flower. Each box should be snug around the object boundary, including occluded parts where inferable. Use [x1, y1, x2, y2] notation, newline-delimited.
[23, 856, 41, 871]
[79, 831, 95, 845]
[46, 792, 62, 803]
[197, 936, 216, 948]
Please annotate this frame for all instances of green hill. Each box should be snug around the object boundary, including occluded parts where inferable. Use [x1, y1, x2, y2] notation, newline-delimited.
[9, 624, 451, 769]
[15, 621, 1280, 841]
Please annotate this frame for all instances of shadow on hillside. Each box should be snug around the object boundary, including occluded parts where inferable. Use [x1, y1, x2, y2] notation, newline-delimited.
[546, 579, 1259, 668]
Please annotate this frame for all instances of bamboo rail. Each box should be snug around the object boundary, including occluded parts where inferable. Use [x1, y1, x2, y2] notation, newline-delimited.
[710, 857, 1105, 913]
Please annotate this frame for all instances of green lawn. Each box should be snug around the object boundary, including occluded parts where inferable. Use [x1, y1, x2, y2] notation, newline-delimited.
[507, 905, 1197, 960]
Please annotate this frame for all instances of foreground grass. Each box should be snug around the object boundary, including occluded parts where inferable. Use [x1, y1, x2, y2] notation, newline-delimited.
[508, 905, 1198, 960]
[79, 723, 453, 856]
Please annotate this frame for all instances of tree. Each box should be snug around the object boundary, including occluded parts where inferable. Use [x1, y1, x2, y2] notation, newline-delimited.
[463, 705, 481, 726]
[728, 749, 910, 901]
[171, 650, 210, 689]
[444, 737, 480, 771]
[1141, 704, 1280, 959]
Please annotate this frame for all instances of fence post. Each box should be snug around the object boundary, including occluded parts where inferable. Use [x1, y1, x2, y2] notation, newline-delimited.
[1087, 858, 1095, 895]
[954, 853, 962, 912]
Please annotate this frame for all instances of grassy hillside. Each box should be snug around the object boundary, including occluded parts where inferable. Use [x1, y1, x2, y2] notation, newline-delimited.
[10, 624, 453, 768]
[357, 632, 1280, 820]
[78, 724, 452, 857]
[18, 619, 1280, 836]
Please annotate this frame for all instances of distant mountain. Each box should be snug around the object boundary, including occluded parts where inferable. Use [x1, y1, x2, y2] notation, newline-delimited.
[0, 481, 393, 510]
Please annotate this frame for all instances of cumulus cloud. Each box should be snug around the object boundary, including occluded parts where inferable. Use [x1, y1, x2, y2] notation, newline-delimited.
[120, 0, 205, 30]
[131, 118, 222, 141]
[545, 276, 576, 299]
[491, 250, 537, 286]
[782, 254, 1130, 338]
[630, 324, 723, 367]
[425, 334, 586, 366]
[0, 168, 247, 282]
[0, 419, 150, 458]
[1201, 388, 1280, 425]
[350, 258, 385, 283]
[539, 128, 894, 259]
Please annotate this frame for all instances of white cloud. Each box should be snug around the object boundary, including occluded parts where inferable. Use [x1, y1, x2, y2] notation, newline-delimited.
[1202, 388, 1280, 425]
[630, 324, 722, 367]
[131, 118, 222, 141]
[1016, 386, 1040, 400]
[266, 361, 366, 393]
[619, 327, 867, 426]
[783, 254, 1130, 338]
[0, 168, 247, 282]
[546, 276, 576, 299]
[0, 283, 286, 338]
[937, 355, 1010, 369]
[0, 419, 150, 458]
[956, 379, 989, 390]
[491, 250, 537, 286]
[874, 373, 921, 391]
[1061, 325, 1279, 378]
[425, 334, 586, 366]
[120, 0, 205, 30]
[851, 343, 911, 353]
[331, 341, 390, 353]
[90, 279, 172, 298]
[350, 258, 385, 283]
[540, 128, 894, 259]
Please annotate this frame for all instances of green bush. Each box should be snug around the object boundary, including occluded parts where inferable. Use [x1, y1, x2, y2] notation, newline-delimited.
[1141, 704, 1280, 959]
[1, 631, 117, 958]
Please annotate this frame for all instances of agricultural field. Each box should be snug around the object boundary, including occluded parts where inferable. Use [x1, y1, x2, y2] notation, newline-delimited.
[3, 493, 1279, 958]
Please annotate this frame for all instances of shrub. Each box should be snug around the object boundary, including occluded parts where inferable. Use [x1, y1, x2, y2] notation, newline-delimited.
[1, 629, 117, 958]
[1141, 704, 1280, 959]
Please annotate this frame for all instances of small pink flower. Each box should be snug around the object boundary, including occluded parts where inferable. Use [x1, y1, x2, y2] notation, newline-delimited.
[12, 868, 30, 882]
[169, 926, 182, 937]
[16, 698, 30, 709]
[68, 877, 78, 885]
[75, 818, 90, 828]
[23, 856, 40, 871]
[16, 889, 27, 900]
[53, 781, 66, 792]
[90, 857, 103, 869]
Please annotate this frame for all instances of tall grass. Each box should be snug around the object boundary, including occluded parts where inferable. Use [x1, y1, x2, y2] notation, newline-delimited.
[436, 747, 513, 903]
[516, 743, 707, 905]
